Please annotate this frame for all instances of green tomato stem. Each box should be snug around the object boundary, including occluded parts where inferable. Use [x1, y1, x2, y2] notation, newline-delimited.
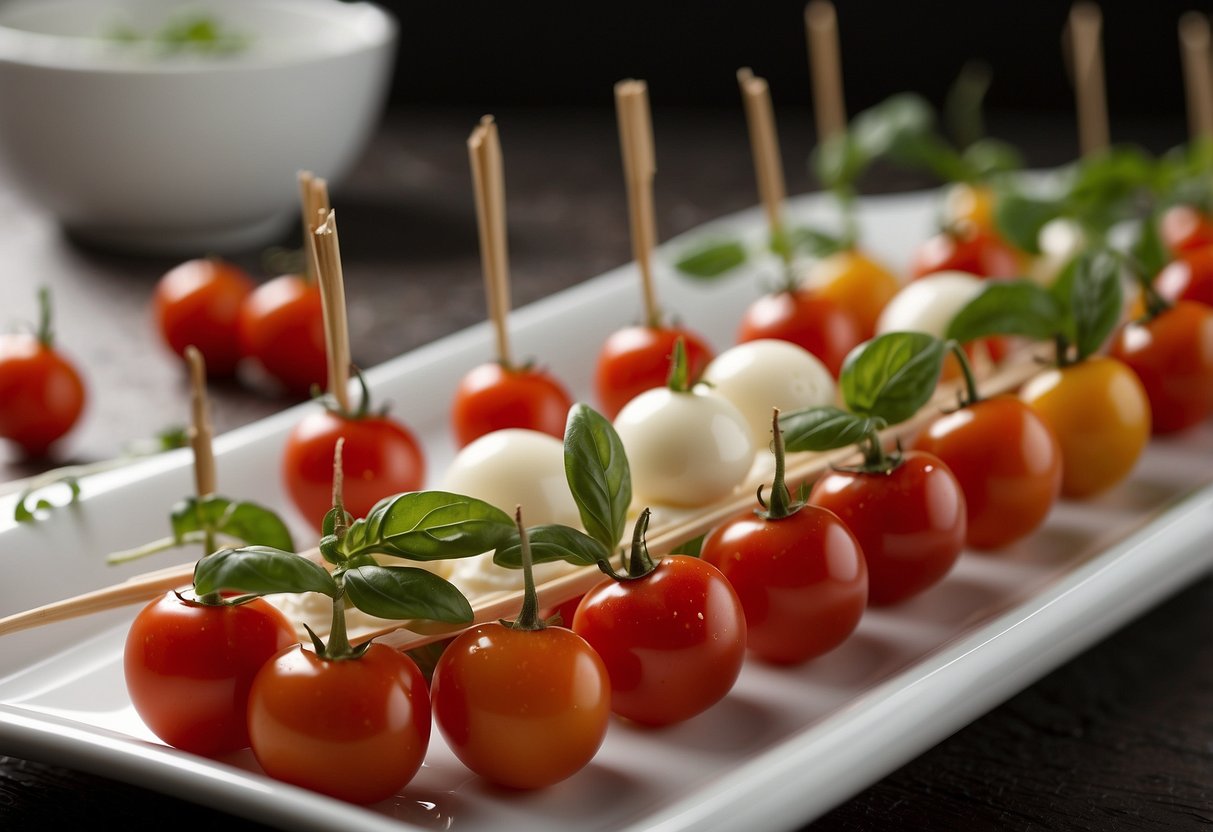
[945, 339, 982, 407]
[757, 408, 799, 520]
[36, 287, 54, 348]
[665, 336, 690, 392]
[509, 507, 544, 631]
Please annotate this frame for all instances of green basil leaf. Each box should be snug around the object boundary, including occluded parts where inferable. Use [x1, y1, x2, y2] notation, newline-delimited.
[839, 332, 946, 425]
[943, 61, 991, 151]
[811, 132, 868, 191]
[492, 524, 609, 568]
[170, 495, 293, 551]
[1130, 211, 1168, 281]
[782, 226, 851, 258]
[961, 139, 1023, 180]
[1066, 248, 1125, 360]
[887, 132, 973, 183]
[564, 403, 631, 552]
[779, 406, 882, 453]
[1062, 146, 1157, 233]
[345, 490, 516, 561]
[670, 533, 705, 557]
[946, 279, 1065, 344]
[992, 189, 1063, 255]
[342, 564, 472, 623]
[674, 239, 748, 279]
[193, 546, 338, 598]
[851, 93, 937, 161]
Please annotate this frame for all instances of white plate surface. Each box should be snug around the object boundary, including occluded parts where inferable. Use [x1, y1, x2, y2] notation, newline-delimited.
[1, 188, 1211, 832]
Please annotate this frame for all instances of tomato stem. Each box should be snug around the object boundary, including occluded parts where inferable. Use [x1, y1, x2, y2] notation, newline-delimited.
[508, 507, 545, 631]
[36, 286, 55, 348]
[665, 336, 690, 392]
[597, 507, 658, 581]
[945, 339, 982, 407]
[756, 408, 800, 520]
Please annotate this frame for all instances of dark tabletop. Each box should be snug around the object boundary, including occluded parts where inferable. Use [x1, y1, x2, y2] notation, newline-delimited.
[1, 105, 1210, 831]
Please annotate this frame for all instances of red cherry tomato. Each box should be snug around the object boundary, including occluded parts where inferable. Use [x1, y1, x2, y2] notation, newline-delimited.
[1155, 246, 1213, 308]
[0, 331, 85, 458]
[571, 555, 747, 726]
[152, 257, 254, 376]
[809, 450, 966, 606]
[593, 324, 714, 419]
[282, 408, 426, 531]
[1108, 300, 1213, 434]
[247, 642, 431, 805]
[124, 591, 297, 757]
[1159, 204, 1213, 255]
[911, 395, 1063, 550]
[450, 362, 573, 447]
[909, 223, 1023, 280]
[238, 274, 327, 397]
[700, 503, 867, 665]
[431, 622, 611, 789]
[736, 288, 863, 378]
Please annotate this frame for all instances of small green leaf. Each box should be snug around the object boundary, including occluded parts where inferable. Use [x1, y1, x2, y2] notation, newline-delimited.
[14, 477, 81, 523]
[493, 524, 609, 568]
[193, 546, 338, 598]
[170, 495, 294, 551]
[674, 240, 748, 278]
[811, 132, 868, 191]
[1065, 248, 1124, 360]
[961, 139, 1023, 180]
[342, 564, 473, 623]
[992, 189, 1063, 255]
[345, 491, 516, 561]
[670, 533, 705, 557]
[564, 403, 631, 552]
[851, 93, 937, 161]
[779, 406, 883, 453]
[782, 226, 851, 258]
[1130, 211, 1168, 281]
[946, 279, 1066, 344]
[944, 61, 992, 151]
[840, 332, 946, 425]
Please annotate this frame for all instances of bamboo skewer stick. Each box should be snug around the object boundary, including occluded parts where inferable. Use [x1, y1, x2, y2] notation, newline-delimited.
[737, 68, 789, 254]
[297, 171, 330, 284]
[468, 115, 514, 368]
[804, 0, 847, 142]
[1179, 12, 1213, 142]
[1066, 2, 1110, 157]
[615, 79, 662, 328]
[311, 210, 352, 412]
[184, 346, 216, 500]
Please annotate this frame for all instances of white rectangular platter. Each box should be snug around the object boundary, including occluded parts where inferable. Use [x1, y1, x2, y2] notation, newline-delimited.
[1, 188, 1211, 832]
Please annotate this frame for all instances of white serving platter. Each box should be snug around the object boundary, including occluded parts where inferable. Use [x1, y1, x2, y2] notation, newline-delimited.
[1, 186, 1211, 832]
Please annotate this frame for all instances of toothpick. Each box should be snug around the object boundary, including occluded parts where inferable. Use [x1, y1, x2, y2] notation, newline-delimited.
[468, 115, 513, 367]
[615, 79, 662, 328]
[297, 171, 330, 284]
[1067, 2, 1110, 157]
[184, 346, 215, 499]
[804, 0, 847, 141]
[738, 68, 788, 255]
[1180, 12, 1213, 142]
[310, 210, 351, 412]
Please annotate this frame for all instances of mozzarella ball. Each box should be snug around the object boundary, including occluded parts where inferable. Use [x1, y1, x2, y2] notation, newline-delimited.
[1028, 217, 1087, 287]
[876, 270, 984, 338]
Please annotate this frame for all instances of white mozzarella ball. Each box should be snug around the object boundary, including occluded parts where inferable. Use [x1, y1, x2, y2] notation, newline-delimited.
[876, 270, 984, 339]
[1028, 217, 1087, 287]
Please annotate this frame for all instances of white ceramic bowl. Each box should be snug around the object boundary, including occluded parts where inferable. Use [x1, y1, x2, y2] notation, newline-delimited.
[0, 0, 397, 254]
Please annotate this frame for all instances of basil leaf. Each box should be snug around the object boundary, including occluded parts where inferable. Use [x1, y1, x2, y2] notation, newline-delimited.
[344, 491, 516, 561]
[840, 332, 946, 425]
[1065, 248, 1124, 360]
[1063, 146, 1156, 233]
[1130, 211, 1168, 281]
[674, 240, 747, 279]
[493, 524, 609, 568]
[851, 93, 936, 161]
[946, 279, 1065, 344]
[170, 495, 294, 552]
[782, 226, 851, 258]
[887, 132, 973, 183]
[992, 189, 1063, 255]
[961, 139, 1023, 180]
[342, 564, 472, 623]
[943, 60, 991, 151]
[193, 546, 338, 598]
[670, 533, 705, 557]
[779, 406, 882, 453]
[811, 132, 868, 190]
[564, 403, 631, 552]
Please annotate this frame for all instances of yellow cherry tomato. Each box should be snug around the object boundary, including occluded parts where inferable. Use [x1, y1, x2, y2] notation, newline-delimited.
[943, 182, 996, 233]
[802, 248, 901, 341]
[1018, 356, 1151, 499]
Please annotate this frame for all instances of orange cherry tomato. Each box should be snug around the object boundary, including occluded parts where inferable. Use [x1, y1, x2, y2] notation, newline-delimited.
[736, 288, 863, 378]
[1019, 356, 1151, 499]
[431, 622, 611, 790]
[247, 642, 431, 805]
[911, 395, 1063, 550]
[1159, 203, 1213, 255]
[1108, 300, 1213, 434]
[0, 300, 86, 457]
[450, 361, 573, 448]
[1155, 246, 1213, 308]
[943, 182, 997, 233]
[802, 248, 901, 341]
[152, 257, 254, 377]
[593, 324, 714, 419]
[238, 274, 327, 398]
[909, 222, 1023, 281]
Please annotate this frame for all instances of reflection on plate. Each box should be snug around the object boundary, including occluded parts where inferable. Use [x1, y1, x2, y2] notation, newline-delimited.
[1, 189, 1211, 832]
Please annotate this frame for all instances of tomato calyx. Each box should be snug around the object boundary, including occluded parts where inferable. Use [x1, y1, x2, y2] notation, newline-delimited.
[754, 408, 808, 521]
[315, 366, 387, 421]
[595, 507, 658, 582]
[665, 336, 693, 392]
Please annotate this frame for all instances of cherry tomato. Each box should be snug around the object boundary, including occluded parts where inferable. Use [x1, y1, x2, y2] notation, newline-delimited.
[450, 361, 573, 448]
[124, 591, 297, 757]
[809, 450, 966, 606]
[152, 257, 254, 377]
[911, 395, 1063, 550]
[942, 182, 997, 233]
[571, 555, 747, 726]
[1159, 203, 1213, 255]
[593, 324, 714, 419]
[247, 642, 431, 805]
[0, 323, 86, 458]
[801, 248, 901, 340]
[1108, 300, 1213, 434]
[431, 622, 610, 789]
[1155, 246, 1213, 308]
[238, 273, 327, 397]
[282, 408, 426, 531]
[909, 222, 1023, 281]
[736, 288, 863, 378]
[701, 503, 867, 664]
[1019, 356, 1151, 498]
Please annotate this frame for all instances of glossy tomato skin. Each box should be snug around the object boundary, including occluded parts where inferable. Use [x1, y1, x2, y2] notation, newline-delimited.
[431, 623, 610, 789]
[450, 362, 573, 447]
[809, 451, 966, 606]
[1019, 356, 1151, 498]
[802, 249, 901, 341]
[247, 643, 430, 805]
[0, 333, 86, 457]
[238, 274, 327, 397]
[571, 555, 747, 726]
[282, 409, 426, 530]
[1109, 301, 1213, 434]
[153, 257, 254, 376]
[736, 288, 863, 378]
[124, 591, 297, 757]
[909, 224, 1023, 280]
[593, 324, 714, 419]
[911, 395, 1063, 550]
[1160, 204, 1213, 255]
[700, 504, 868, 664]
[1155, 246, 1213, 308]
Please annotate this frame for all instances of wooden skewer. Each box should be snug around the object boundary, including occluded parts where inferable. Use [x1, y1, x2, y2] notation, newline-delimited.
[468, 115, 514, 367]
[737, 68, 789, 253]
[1066, 2, 1110, 157]
[804, 0, 847, 142]
[311, 209, 352, 412]
[615, 79, 662, 328]
[184, 346, 216, 499]
[297, 170, 330, 284]
[1180, 12, 1213, 142]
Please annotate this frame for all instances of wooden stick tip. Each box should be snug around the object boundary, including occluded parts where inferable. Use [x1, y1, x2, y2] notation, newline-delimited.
[1180, 11, 1211, 45]
[805, 0, 837, 28]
